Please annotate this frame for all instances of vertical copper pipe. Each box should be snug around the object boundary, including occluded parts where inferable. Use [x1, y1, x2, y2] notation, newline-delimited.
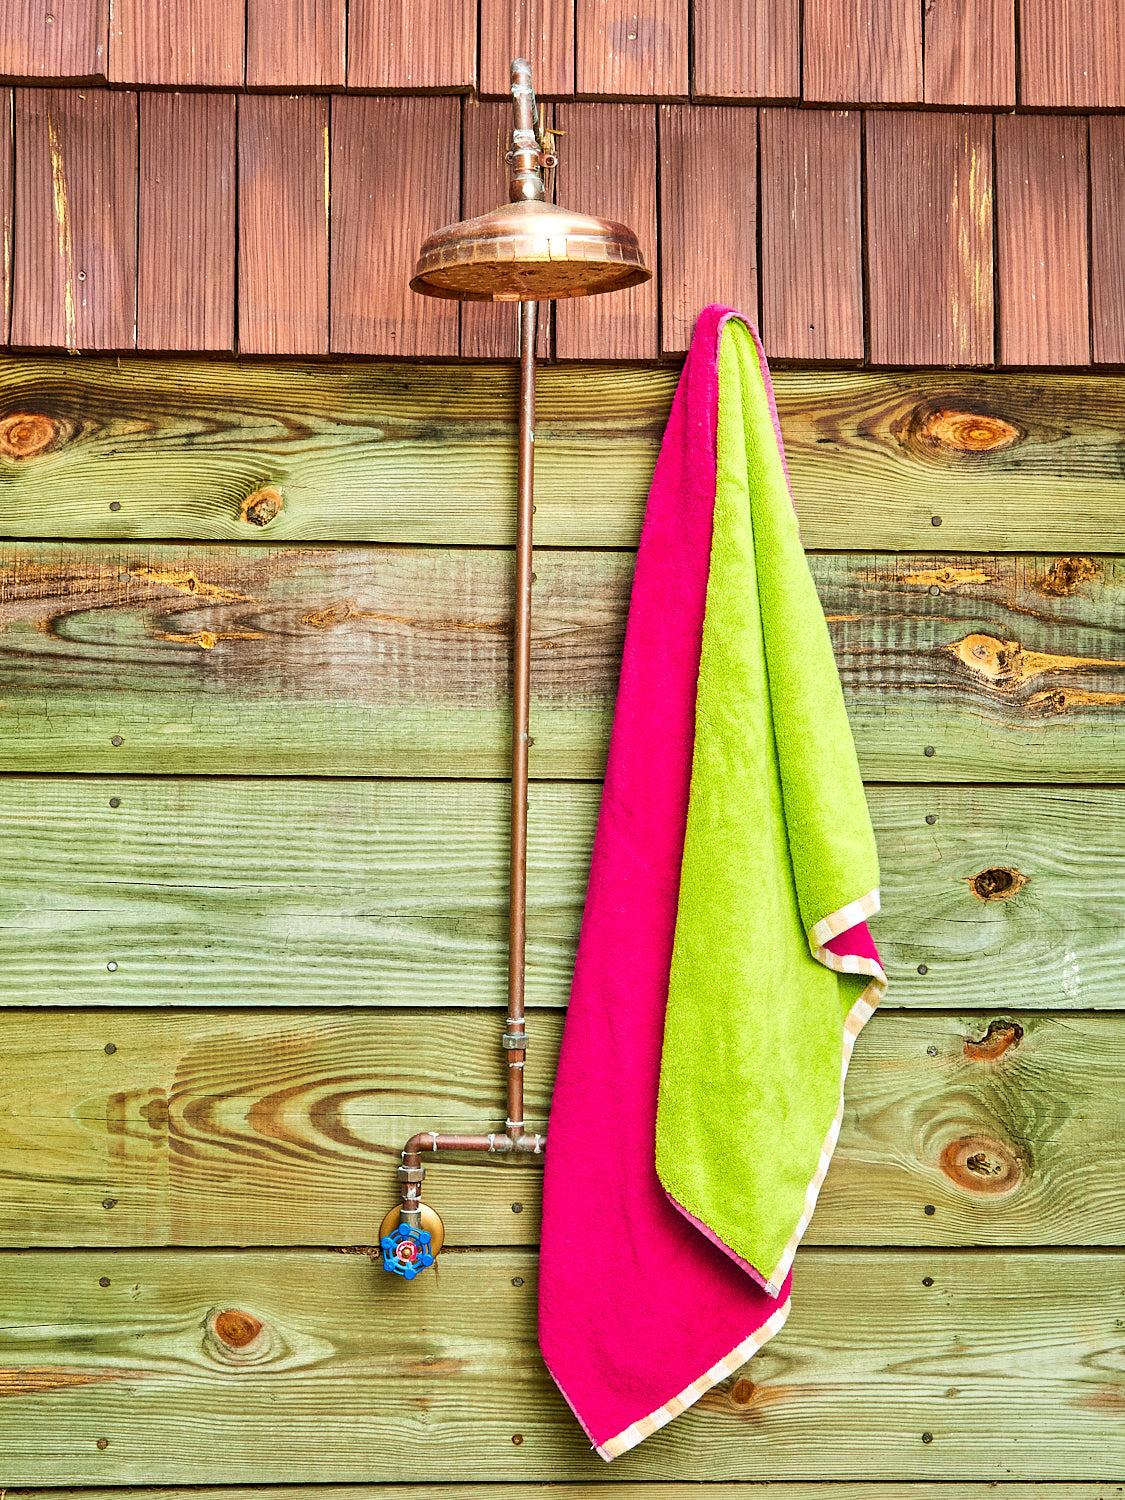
[506, 297, 537, 1141]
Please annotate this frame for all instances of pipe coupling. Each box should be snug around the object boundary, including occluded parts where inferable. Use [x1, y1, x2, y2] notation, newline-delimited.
[502, 1032, 529, 1049]
[397, 1164, 426, 1183]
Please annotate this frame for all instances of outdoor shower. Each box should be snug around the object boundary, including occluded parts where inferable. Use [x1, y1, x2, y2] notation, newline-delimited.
[378, 59, 651, 1278]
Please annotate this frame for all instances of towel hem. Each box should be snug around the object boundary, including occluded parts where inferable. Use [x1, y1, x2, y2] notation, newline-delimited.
[660, 888, 887, 1296]
[567, 1296, 793, 1462]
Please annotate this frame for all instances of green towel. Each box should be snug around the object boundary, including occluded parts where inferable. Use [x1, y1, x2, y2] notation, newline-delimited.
[655, 318, 885, 1294]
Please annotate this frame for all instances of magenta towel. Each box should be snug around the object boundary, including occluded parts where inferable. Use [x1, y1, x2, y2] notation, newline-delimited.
[537, 306, 879, 1460]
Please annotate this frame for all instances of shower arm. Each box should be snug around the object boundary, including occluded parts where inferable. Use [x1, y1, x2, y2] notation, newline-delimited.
[394, 67, 549, 1242]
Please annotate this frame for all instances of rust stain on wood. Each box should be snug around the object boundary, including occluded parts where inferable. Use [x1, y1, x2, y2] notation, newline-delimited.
[965, 866, 1028, 902]
[939, 1134, 1023, 1195]
[212, 1309, 263, 1349]
[155, 630, 268, 650]
[0, 1366, 147, 1396]
[964, 1019, 1024, 1060]
[0, 413, 63, 460]
[240, 487, 284, 527]
[949, 633, 1125, 685]
[1028, 688, 1125, 714]
[1040, 556, 1099, 595]
[900, 566, 994, 589]
[128, 567, 254, 603]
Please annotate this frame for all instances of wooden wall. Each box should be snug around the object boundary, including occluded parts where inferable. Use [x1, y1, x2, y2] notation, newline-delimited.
[0, 352, 1123, 1488]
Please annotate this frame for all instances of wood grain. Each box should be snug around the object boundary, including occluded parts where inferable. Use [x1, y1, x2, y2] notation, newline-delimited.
[0, 89, 10, 342]
[346, 0, 474, 88]
[6, 361, 1125, 551]
[554, 104, 658, 359]
[0, 0, 107, 80]
[1089, 115, 1125, 366]
[237, 94, 329, 357]
[479, 0, 574, 96]
[0, 546, 1123, 781]
[923, 0, 1015, 106]
[0, 1247, 1124, 1480]
[866, 111, 994, 367]
[0, 778, 1119, 1012]
[759, 108, 863, 362]
[996, 115, 1089, 368]
[138, 93, 235, 353]
[803, 0, 923, 102]
[330, 95, 459, 359]
[246, 0, 345, 87]
[460, 99, 552, 361]
[658, 106, 757, 354]
[1020, 0, 1125, 108]
[575, 0, 688, 96]
[11, 88, 136, 351]
[693, 0, 799, 100]
[3, 1005, 1125, 1246]
[108, 0, 243, 85]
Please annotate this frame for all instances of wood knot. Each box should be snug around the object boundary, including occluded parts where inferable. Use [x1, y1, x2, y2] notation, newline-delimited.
[894, 408, 1026, 453]
[240, 487, 283, 527]
[730, 1378, 756, 1407]
[0, 411, 62, 460]
[1040, 556, 1098, 596]
[939, 1135, 1022, 1195]
[964, 1019, 1024, 1060]
[212, 1309, 263, 1349]
[965, 867, 1027, 902]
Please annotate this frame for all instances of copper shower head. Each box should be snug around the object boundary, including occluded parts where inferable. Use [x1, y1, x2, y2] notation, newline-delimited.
[410, 58, 651, 303]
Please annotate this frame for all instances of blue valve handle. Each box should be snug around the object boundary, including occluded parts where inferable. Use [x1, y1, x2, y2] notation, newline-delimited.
[381, 1221, 435, 1280]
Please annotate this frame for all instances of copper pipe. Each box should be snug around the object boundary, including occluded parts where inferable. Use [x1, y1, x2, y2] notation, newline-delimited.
[505, 296, 536, 1146]
[395, 68, 548, 1245]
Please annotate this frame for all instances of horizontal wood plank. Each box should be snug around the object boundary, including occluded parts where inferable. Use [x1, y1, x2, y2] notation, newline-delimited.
[0, 780, 1120, 1012]
[0, 1247, 1122, 1480]
[22, 1490, 1125, 1500]
[0, 548, 1123, 781]
[1, 1005, 1123, 1248]
[3, 362, 1125, 551]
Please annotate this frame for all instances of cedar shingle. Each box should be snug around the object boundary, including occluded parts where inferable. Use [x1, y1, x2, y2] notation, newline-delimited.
[995, 114, 1089, 367]
[238, 94, 329, 356]
[12, 87, 136, 350]
[693, 0, 799, 101]
[554, 103, 659, 359]
[760, 108, 863, 361]
[330, 95, 460, 358]
[866, 111, 993, 367]
[659, 104, 757, 355]
[138, 93, 235, 353]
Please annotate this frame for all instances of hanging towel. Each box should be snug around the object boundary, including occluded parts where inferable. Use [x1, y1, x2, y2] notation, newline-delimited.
[538, 306, 886, 1461]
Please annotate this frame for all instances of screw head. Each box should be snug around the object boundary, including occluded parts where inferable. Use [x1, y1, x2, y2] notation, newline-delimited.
[924, 745, 936, 757]
[931, 515, 942, 527]
[917, 964, 928, 975]
[922, 1276, 934, 1287]
[511, 1202, 524, 1214]
[107, 961, 118, 972]
[109, 797, 120, 808]
[922, 1431, 933, 1444]
[925, 813, 937, 825]
[511, 1276, 524, 1287]
[108, 501, 121, 512]
[102, 1197, 117, 1210]
[104, 1042, 117, 1054]
[99, 1276, 111, 1287]
[929, 584, 941, 595]
[110, 735, 123, 747]
[926, 1045, 938, 1056]
[512, 1434, 523, 1446]
[924, 1204, 936, 1216]
[96, 1438, 109, 1451]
